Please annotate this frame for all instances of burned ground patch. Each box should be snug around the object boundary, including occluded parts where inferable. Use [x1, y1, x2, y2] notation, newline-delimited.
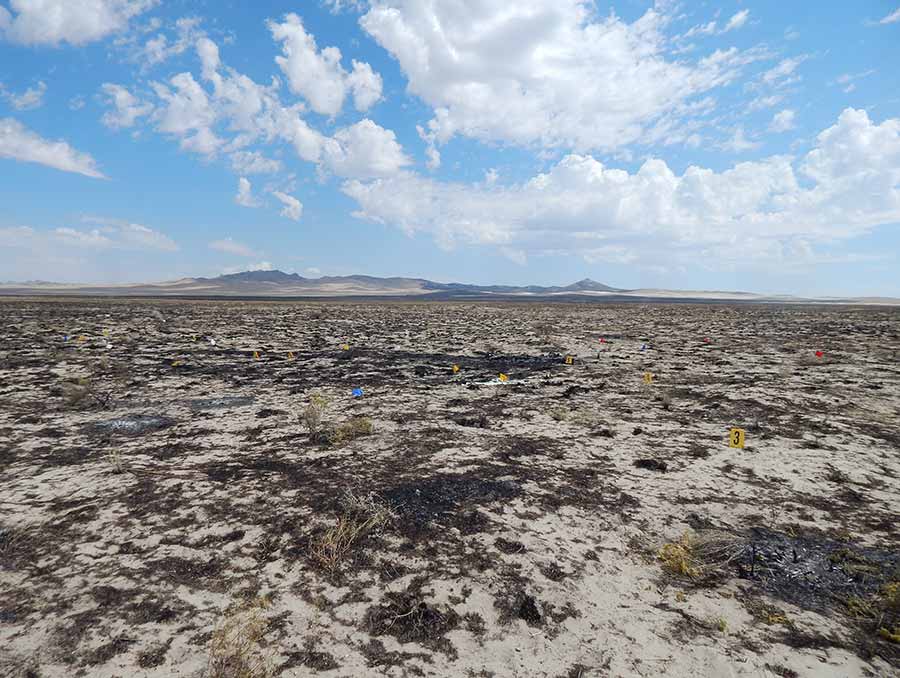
[366, 590, 461, 657]
[381, 472, 521, 538]
[736, 528, 900, 613]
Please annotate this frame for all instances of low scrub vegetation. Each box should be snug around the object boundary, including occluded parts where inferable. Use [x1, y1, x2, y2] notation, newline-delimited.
[310, 490, 395, 574]
[207, 598, 273, 678]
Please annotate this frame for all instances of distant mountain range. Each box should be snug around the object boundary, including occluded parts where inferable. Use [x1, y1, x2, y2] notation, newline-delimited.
[1, 269, 896, 304]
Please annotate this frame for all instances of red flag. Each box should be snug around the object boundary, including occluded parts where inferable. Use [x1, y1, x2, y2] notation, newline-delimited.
[599, 337, 606, 343]
[815, 350, 824, 358]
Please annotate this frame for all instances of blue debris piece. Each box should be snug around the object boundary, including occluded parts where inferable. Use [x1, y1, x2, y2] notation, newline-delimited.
[352, 387, 364, 398]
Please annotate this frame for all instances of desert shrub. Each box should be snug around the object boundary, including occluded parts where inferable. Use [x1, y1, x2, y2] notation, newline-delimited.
[329, 417, 374, 445]
[846, 581, 900, 643]
[659, 531, 745, 579]
[59, 375, 113, 410]
[60, 377, 93, 407]
[106, 449, 125, 474]
[300, 393, 330, 436]
[658, 390, 673, 410]
[207, 598, 273, 678]
[549, 407, 569, 422]
[310, 491, 395, 573]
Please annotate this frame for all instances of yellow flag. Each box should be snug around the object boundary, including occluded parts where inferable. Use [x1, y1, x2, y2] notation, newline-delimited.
[341, 343, 350, 351]
[729, 428, 746, 449]
[498, 373, 509, 382]
[452, 364, 460, 374]
[172, 360, 182, 367]
[253, 351, 260, 360]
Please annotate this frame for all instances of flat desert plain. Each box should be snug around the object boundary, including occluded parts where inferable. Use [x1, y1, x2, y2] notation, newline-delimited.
[1, 298, 898, 678]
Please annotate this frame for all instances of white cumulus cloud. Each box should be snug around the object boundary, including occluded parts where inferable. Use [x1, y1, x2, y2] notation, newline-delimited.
[879, 8, 900, 24]
[341, 108, 900, 271]
[99, 35, 408, 181]
[229, 150, 282, 174]
[1, 80, 46, 110]
[0, 117, 105, 178]
[235, 177, 260, 207]
[272, 191, 303, 221]
[100, 83, 153, 128]
[321, 118, 411, 178]
[770, 109, 796, 133]
[222, 260, 273, 274]
[359, 1, 766, 156]
[268, 13, 382, 116]
[0, 0, 157, 46]
[723, 10, 750, 33]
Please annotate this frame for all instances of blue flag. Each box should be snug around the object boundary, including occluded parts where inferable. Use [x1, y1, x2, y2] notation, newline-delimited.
[352, 387, 364, 398]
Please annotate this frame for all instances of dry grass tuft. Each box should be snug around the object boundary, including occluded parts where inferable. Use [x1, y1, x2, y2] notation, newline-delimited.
[846, 581, 900, 643]
[659, 531, 745, 579]
[106, 449, 125, 474]
[310, 490, 395, 573]
[59, 375, 113, 409]
[300, 393, 329, 436]
[208, 598, 273, 678]
[60, 377, 93, 407]
[331, 417, 374, 444]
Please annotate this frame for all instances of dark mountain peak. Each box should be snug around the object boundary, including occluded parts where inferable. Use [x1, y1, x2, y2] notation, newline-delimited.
[216, 269, 303, 283]
[564, 278, 618, 292]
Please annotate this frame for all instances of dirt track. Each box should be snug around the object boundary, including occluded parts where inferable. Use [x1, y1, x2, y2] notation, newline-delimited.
[1, 298, 898, 677]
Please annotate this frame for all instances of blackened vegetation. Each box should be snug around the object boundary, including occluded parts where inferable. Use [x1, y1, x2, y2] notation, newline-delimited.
[366, 591, 461, 657]
[281, 639, 340, 673]
[736, 528, 899, 613]
[382, 473, 521, 537]
[495, 587, 544, 627]
[723, 527, 900, 665]
[633, 458, 668, 472]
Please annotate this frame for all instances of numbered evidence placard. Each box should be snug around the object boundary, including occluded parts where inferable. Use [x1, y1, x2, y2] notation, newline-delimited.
[729, 428, 746, 449]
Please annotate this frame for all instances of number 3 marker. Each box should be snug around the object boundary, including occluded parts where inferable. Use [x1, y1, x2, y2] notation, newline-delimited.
[729, 428, 745, 449]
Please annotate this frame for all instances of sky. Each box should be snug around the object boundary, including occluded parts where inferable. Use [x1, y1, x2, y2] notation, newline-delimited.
[1, 0, 899, 296]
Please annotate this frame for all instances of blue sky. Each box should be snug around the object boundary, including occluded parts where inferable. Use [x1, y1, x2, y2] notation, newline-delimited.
[1, 0, 898, 295]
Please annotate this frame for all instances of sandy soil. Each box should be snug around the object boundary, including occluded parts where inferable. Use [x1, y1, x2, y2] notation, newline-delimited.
[1, 298, 898, 678]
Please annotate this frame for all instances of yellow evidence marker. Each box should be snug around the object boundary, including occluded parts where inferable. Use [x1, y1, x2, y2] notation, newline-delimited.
[564, 355, 574, 365]
[452, 364, 460, 374]
[729, 428, 746, 449]
[643, 372, 654, 385]
[498, 373, 509, 382]
[288, 351, 295, 360]
[77, 335, 86, 342]
[253, 351, 260, 360]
